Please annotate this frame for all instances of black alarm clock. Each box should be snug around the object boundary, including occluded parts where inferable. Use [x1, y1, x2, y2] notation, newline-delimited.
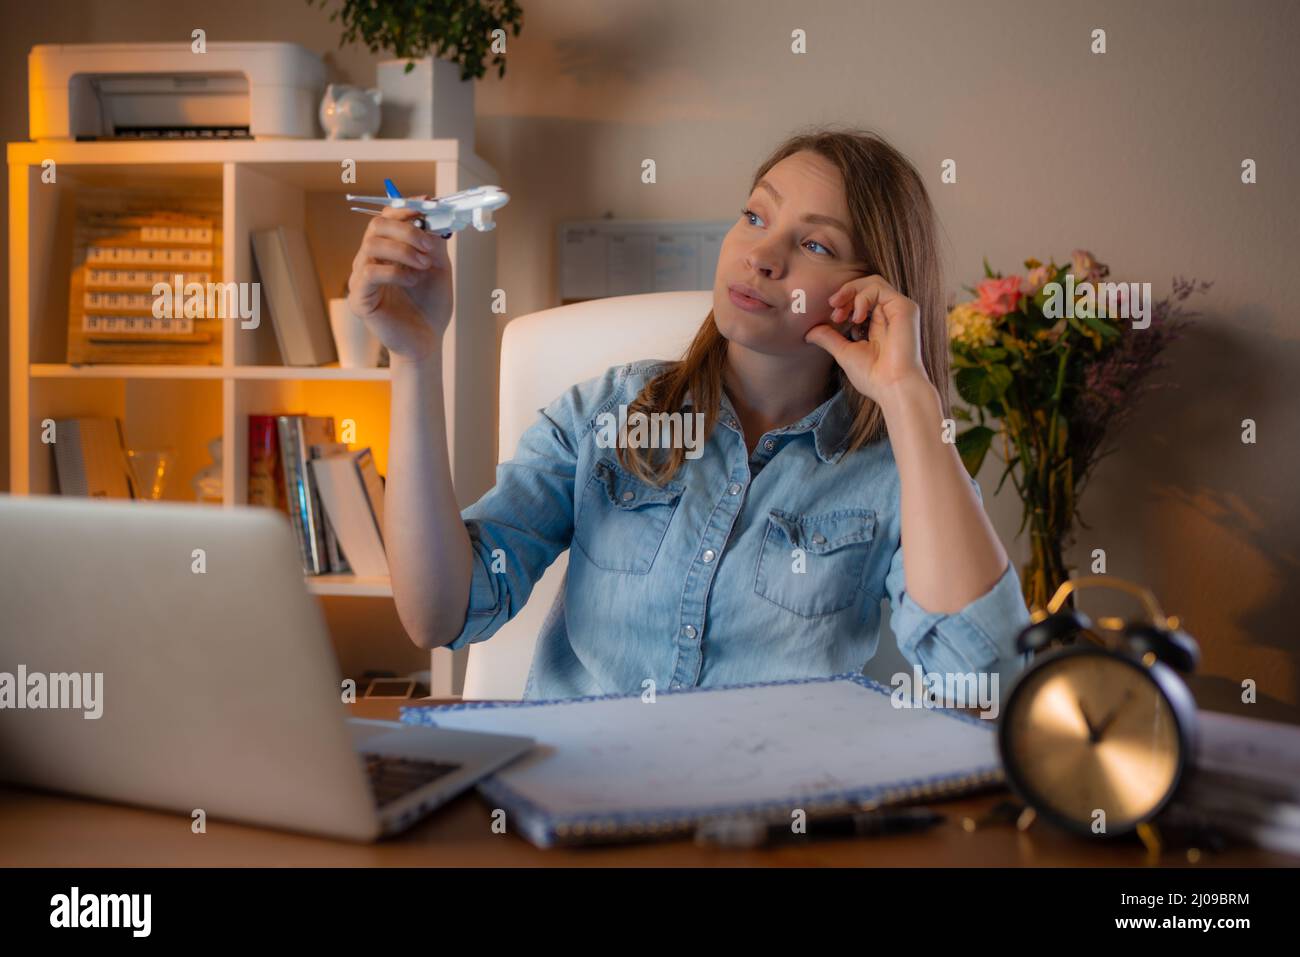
[998, 575, 1201, 838]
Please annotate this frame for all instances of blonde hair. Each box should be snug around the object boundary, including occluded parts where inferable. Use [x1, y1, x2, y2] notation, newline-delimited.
[616, 125, 949, 486]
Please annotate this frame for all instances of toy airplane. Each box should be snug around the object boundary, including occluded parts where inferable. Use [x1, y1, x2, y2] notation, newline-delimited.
[346, 178, 509, 239]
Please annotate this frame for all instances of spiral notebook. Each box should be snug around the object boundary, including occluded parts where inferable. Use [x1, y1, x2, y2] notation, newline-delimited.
[400, 673, 1005, 848]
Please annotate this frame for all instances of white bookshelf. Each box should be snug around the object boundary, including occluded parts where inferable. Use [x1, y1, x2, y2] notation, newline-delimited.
[8, 139, 501, 696]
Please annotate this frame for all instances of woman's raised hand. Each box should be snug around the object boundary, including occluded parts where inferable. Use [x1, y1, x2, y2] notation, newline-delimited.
[346, 199, 454, 363]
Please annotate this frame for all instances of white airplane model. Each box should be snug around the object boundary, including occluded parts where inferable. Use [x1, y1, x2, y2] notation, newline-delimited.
[346, 181, 510, 239]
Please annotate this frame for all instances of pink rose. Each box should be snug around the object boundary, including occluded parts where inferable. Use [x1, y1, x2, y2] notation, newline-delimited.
[975, 276, 1024, 318]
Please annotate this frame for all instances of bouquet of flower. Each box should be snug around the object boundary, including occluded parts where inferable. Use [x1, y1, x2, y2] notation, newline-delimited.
[947, 250, 1212, 611]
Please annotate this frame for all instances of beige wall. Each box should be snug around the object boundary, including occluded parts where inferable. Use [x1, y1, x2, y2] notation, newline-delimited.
[4, 1, 1298, 709]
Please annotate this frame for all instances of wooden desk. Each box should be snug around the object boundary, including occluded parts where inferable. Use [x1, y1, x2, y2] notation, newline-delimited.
[2, 698, 1296, 867]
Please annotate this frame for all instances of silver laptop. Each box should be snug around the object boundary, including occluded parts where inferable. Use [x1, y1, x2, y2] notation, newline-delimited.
[0, 494, 534, 842]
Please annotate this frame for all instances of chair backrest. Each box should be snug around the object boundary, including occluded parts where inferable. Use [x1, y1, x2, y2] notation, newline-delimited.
[461, 291, 715, 700]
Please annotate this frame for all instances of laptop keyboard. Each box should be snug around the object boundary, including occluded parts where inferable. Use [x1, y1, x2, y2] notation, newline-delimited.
[362, 753, 463, 808]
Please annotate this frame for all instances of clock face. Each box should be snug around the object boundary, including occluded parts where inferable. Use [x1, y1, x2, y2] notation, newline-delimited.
[1002, 652, 1183, 833]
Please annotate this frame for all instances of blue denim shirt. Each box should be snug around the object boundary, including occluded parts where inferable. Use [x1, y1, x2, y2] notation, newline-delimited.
[448, 359, 1032, 701]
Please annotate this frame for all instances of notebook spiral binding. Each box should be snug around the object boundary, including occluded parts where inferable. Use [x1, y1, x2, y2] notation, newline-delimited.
[547, 767, 1008, 846]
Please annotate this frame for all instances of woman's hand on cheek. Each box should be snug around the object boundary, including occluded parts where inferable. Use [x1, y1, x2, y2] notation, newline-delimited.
[803, 275, 932, 407]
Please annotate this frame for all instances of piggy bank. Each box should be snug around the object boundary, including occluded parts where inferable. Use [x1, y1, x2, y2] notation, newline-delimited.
[319, 84, 383, 140]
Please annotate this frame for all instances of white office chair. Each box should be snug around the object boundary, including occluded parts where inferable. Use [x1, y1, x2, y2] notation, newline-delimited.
[461, 291, 715, 700]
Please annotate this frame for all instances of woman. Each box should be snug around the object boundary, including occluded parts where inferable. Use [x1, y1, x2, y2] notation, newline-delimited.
[347, 126, 1032, 702]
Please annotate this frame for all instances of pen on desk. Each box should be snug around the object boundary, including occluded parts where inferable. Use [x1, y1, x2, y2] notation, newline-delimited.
[694, 806, 945, 849]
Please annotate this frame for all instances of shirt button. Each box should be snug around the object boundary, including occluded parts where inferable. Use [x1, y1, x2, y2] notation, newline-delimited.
[728, 483, 741, 495]
[683, 625, 696, 639]
[621, 490, 635, 502]
[812, 532, 827, 545]
[701, 549, 715, 563]
[763, 439, 775, 451]
[671, 681, 682, 689]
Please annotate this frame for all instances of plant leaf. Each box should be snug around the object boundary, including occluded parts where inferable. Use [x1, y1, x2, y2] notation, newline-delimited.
[1080, 314, 1121, 339]
[994, 455, 1020, 495]
[985, 363, 1014, 396]
[955, 426, 995, 477]
[955, 367, 992, 406]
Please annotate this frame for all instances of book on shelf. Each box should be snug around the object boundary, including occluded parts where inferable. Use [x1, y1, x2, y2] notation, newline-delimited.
[274, 414, 337, 575]
[310, 442, 352, 574]
[248, 412, 303, 513]
[309, 448, 389, 577]
[51, 416, 137, 498]
[250, 225, 336, 367]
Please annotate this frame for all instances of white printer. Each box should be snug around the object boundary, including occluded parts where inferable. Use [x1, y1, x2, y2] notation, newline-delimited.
[29, 42, 326, 140]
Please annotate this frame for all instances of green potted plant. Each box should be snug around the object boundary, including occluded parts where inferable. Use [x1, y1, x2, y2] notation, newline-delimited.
[309, 0, 525, 143]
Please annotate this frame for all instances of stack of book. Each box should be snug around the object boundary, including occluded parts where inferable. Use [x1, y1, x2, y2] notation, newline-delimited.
[1162, 710, 1300, 854]
[248, 413, 387, 577]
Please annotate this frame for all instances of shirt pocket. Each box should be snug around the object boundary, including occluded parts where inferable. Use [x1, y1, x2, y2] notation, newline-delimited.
[573, 457, 685, 574]
[753, 508, 876, 617]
